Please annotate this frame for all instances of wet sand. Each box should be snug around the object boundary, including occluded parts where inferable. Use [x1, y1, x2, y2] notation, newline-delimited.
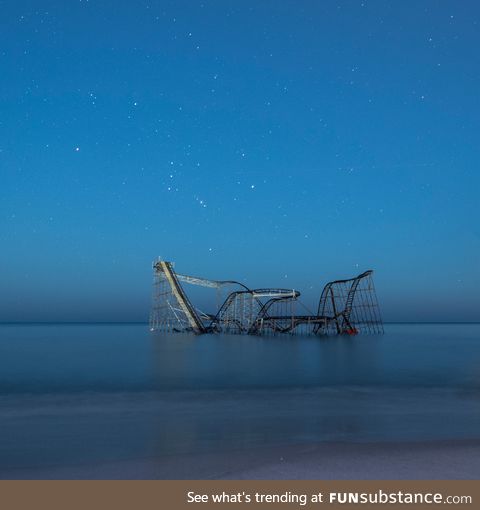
[2, 439, 479, 480]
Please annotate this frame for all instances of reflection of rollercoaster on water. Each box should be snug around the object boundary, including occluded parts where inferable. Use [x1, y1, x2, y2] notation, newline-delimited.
[149, 259, 383, 336]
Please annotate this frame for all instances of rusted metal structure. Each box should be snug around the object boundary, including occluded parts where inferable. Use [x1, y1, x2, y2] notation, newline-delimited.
[150, 259, 383, 335]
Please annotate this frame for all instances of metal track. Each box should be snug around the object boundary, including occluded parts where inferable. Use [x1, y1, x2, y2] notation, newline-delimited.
[150, 261, 383, 336]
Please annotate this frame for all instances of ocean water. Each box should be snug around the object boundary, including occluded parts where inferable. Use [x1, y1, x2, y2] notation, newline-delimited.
[0, 323, 479, 474]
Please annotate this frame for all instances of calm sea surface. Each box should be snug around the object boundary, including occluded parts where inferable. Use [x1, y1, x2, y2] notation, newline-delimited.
[0, 323, 479, 473]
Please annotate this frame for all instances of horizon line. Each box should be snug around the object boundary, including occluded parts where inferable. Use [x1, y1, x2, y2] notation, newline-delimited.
[1, 321, 480, 325]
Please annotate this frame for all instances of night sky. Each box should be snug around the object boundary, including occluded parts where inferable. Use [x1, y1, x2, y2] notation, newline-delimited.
[1, 1, 479, 322]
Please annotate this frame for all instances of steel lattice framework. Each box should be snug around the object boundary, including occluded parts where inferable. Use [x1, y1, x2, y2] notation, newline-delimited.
[150, 259, 383, 335]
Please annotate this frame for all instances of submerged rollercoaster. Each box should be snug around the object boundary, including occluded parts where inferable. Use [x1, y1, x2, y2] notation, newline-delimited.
[149, 260, 383, 336]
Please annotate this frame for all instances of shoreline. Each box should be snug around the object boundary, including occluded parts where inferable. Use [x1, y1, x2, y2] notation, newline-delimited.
[2, 439, 480, 480]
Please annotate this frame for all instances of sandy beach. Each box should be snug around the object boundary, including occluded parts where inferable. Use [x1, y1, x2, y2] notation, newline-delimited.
[2, 439, 479, 480]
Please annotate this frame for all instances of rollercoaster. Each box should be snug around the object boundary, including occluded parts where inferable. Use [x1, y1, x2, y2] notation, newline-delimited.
[149, 260, 383, 336]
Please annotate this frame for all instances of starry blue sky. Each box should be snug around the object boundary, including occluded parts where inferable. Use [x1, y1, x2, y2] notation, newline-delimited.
[1, 0, 479, 322]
